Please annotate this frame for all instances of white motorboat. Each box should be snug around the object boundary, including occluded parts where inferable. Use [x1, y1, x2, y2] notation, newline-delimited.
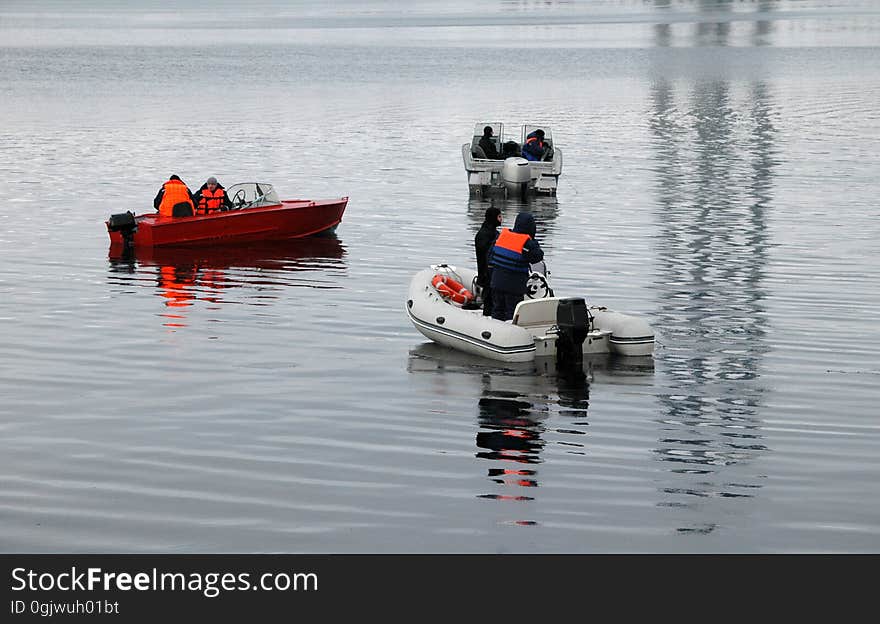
[462, 123, 563, 197]
[405, 264, 654, 365]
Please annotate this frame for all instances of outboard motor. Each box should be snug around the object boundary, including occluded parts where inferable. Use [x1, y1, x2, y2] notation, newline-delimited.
[502, 157, 531, 198]
[107, 211, 137, 248]
[555, 297, 589, 369]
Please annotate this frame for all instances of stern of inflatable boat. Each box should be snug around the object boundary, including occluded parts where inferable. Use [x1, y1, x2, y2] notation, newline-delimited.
[513, 297, 655, 359]
[589, 308, 655, 357]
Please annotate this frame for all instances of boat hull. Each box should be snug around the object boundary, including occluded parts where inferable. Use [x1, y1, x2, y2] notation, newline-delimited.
[407, 266, 537, 363]
[407, 264, 655, 363]
[591, 309, 655, 357]
[107, 198, 348, 248]
[462, 147, 562, 197]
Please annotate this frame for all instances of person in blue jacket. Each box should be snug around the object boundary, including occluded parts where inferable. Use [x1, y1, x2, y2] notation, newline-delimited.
[488, 211, 544, 321]
[521, 129, 546, 161]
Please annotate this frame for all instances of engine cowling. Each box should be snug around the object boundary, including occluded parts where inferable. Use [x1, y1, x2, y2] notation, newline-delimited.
[502, 157, 531, 197]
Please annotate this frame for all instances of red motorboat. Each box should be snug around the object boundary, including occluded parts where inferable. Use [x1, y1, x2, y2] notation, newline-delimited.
[107, 182, 348, 248]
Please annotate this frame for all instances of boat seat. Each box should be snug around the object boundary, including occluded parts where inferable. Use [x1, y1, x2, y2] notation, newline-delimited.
[172, 202, 193, 217]
[512, 297, 561, 336]
[471, 142, 488, 159]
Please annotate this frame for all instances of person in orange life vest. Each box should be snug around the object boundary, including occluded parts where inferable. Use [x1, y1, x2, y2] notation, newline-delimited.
[192, 176, 233, 215]
[153, 174, 195, 218]
[487, 211, 543, 321]
[521, 128, 546, 162]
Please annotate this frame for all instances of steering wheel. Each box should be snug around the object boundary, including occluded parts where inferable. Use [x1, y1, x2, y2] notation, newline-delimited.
[526, 273, 551, 299]
[232, 189, 247, 209]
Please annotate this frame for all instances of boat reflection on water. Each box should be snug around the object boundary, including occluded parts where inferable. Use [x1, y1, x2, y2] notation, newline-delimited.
[406, 342, 654, 390]
[477, 393, 545, 502]
[647, 6, 775, 534]
[109, 234, 346, 271]
[536, 353, 655, 387]
[407, 342, 653, 522]
[475, 358, 598, 513]
[107, 235, 347, 328]
[467, 194, 559, 242]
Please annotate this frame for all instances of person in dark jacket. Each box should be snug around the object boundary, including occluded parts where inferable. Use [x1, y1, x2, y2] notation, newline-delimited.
[521, 129, 546, 161]
[474, 206, 503, 317]
[488, 211, 543, 321]
[477, 126, 502, 160]
[192, 176, 233, 215]
[153, 174, 195, 217]
[501, 140, 521, 158]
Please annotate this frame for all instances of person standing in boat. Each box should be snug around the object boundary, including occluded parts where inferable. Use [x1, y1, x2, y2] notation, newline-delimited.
[474, 206, 503, 317]
[153, 174, 195, 218]
[521, 129, 546, 161]
[192, 176, 233, 215]
[478, 126, 503, 160]
[488, 211, 543, 322]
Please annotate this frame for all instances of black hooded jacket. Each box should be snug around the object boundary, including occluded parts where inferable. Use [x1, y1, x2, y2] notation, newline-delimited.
[474, 208, 501, 286]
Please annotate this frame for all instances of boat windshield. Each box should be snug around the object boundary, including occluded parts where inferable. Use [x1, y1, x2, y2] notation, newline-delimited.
[225, 182, 281, 209]
[522, 125, 552, 144]
[470, 122, 503, 159]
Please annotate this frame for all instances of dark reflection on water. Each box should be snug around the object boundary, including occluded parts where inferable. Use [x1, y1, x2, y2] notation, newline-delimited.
[474, 365, 593, 498]
[107, 236, 347, 327]
[694, 0, 732, 47]
[752, 1, 776, 47]
[653, 0, 777, 48]
[648, 11, 776, 532]
[408, 343, 653, 525]
[467, 195, 560, 244]
[475, 364, 590, 526]
[477, 394, 545, 497]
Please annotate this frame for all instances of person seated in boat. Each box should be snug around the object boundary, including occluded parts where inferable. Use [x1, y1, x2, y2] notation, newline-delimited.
[153, 174, 195, 218]
[477, 126, 503, 160]
[521, 129, 546, 161]
[488, 211, 544, 322]
[501, 140, 521, 159]
[474, 206, 503, 317]
[192, 176, 233, 215]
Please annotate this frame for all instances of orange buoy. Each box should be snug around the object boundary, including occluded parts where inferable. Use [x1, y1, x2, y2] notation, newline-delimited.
[431, 274, 474, 305]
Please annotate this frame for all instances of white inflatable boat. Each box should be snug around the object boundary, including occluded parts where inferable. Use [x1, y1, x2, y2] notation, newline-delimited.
[406, 264, 654, 364]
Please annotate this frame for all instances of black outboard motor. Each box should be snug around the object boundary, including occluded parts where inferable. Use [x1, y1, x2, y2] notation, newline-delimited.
[107, 211, 137, 248]
[555, 297, 589, 369]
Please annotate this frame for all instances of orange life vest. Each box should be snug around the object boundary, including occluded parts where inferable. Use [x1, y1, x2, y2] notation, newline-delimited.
[491, 228, 531, 273]
[197, 187, 225, 215]
[494, 228, 529, 254]
[432, 274, 474, 305]
[158, 179, 194, 218]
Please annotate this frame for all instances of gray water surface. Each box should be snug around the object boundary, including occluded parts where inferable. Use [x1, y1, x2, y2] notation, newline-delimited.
[1, 0, 879, 553]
